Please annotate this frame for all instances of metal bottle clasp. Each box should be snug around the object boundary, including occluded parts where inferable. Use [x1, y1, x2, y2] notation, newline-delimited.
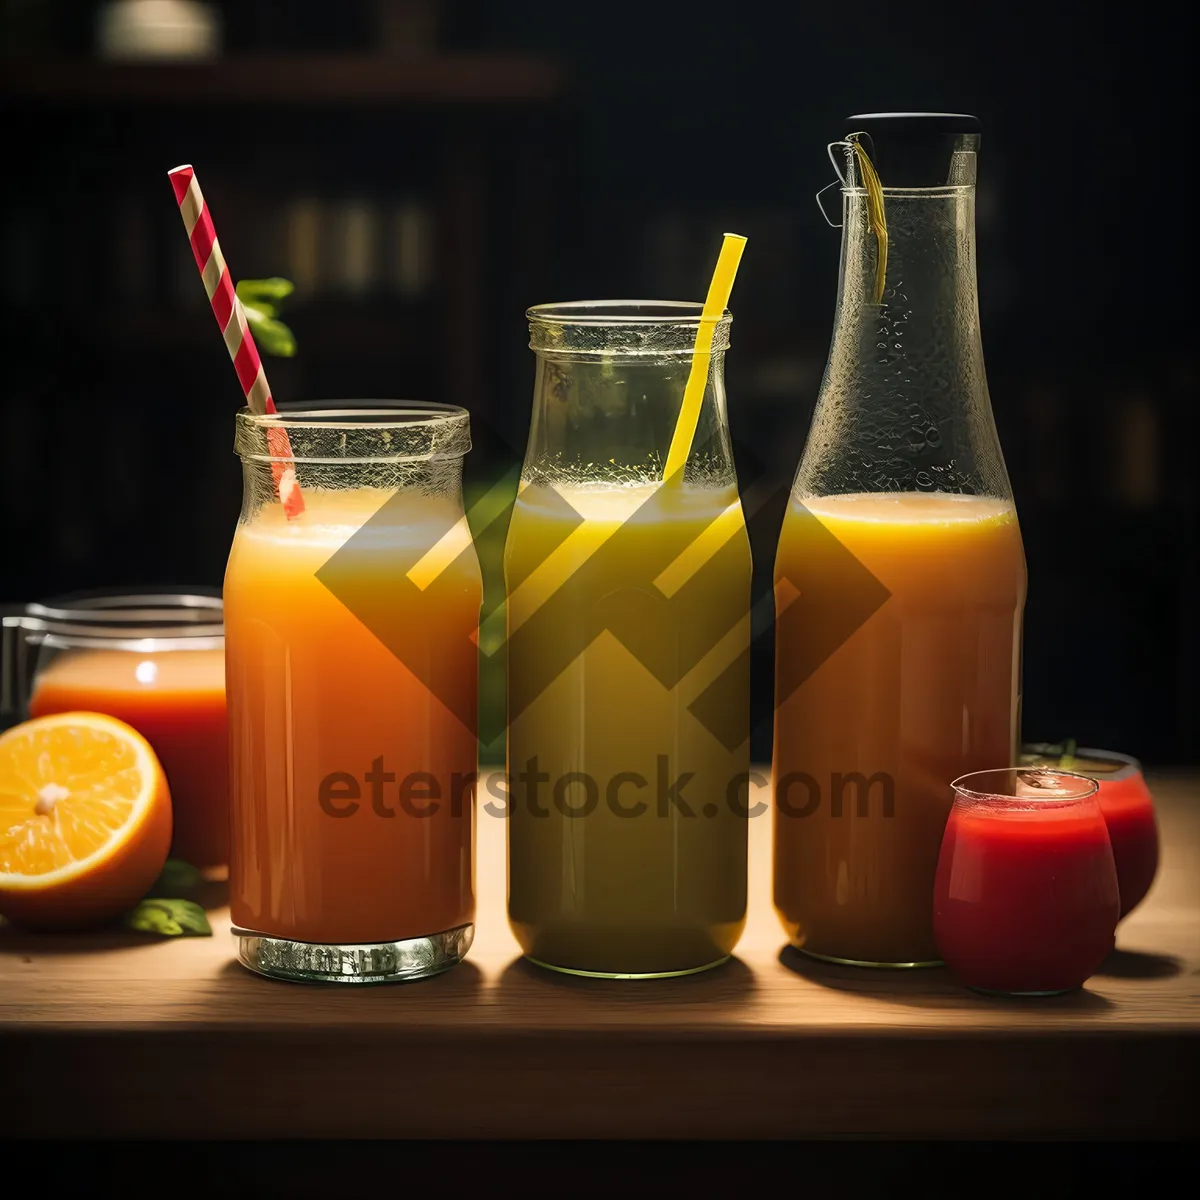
[814, 133, 875, 228]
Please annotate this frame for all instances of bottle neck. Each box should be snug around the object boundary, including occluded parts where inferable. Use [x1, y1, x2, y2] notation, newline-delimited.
[836, 183, 982, 360]
[796, 180, 1012, 500]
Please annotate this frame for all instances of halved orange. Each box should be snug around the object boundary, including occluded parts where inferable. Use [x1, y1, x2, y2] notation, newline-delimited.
[0, 711, 172, 931]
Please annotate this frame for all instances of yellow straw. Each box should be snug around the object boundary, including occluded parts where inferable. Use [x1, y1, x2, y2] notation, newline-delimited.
[662, 232, 747, 482]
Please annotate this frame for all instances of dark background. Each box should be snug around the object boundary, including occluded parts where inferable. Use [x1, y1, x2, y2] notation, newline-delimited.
[2, 0, 1195, 765]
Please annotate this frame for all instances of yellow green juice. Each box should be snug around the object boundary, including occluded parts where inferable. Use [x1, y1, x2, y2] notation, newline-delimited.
[504, 479, 751, 977]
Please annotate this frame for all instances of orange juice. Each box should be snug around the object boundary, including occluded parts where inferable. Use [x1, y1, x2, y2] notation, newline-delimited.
[224, 486, 480, 950]
[773, 492, 1026, 966]
[29, 647, 228, 868]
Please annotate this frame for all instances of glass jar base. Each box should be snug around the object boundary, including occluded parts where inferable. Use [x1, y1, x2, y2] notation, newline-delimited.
[525, 954, 731, 981]
[234, 923, 474, 984]
[795, 946, 943, 969]
[967, 984, 1078, 998]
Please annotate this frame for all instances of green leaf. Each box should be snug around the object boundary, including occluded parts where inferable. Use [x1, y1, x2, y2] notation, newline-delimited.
[242, 305, 297, 357]
[235, 278, 297, 357]
[236, 277, 295, 306]
[1059, 738, 1077, 771]
[146, 858, 203, 896]
[125, 898, 212, 937]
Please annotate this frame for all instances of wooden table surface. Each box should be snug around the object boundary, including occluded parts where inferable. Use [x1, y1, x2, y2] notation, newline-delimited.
[4, 772, 1198, 1140]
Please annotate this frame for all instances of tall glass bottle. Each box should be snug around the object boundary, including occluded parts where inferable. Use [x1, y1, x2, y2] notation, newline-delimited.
[506, 302, 751, 978]
[773, 114, 1027, 967]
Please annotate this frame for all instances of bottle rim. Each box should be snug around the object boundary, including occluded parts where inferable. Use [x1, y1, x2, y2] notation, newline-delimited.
[840, 184, 974, 198]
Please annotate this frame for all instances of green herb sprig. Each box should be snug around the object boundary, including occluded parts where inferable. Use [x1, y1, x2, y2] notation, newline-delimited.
[125, 897, 211, 937]
[236, 277, 297, 357]
[1058, 738, 1078, 771]
[123, 858, 212, 938]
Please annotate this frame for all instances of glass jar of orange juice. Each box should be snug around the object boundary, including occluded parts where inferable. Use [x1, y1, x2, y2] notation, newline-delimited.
[225, 402, 481, 984]
[2, 590, 228, 868]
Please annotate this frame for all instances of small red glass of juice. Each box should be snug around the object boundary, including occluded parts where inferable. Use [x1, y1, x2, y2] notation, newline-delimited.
[3, 590, 228, 868]
[933, 768, 1119, 996]
[1022, 744, 1158, 919]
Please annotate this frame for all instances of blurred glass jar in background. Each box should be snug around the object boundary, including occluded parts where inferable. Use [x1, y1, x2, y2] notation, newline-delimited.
[1022, 743, 1159, 921]
[3, 590, 228, 869]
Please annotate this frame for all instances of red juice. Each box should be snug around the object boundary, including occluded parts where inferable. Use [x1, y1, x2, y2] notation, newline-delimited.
[1022, 746, 1159, 919]
[29, 648, 228, 868]
[934, 770, 1119, 995]
[1101, 785, 1158, 918]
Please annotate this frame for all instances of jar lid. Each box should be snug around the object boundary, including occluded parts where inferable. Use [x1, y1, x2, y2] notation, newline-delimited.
[846, 112, 981, 136]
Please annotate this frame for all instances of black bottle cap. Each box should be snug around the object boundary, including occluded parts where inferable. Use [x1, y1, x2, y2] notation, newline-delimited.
[843, 112, 981, 186]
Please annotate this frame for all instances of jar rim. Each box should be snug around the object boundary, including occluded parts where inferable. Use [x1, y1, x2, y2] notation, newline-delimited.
[25, 589, 221, 619]
[527, 300, 732, 356]
[237, 400, 470, 431]
[235, 401, 472, 463]
[6, 590, 224, 649]
[527, 300, 729, 325]
[27, 630, 225, 651]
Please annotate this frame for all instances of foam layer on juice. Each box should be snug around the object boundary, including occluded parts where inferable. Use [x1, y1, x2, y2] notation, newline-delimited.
[517, 480, 742, 525]
[799, 491, 1016, 526]
[34, 647, 225, 694]
[237, 488, 473, 557]
[508, 481, 745, 612]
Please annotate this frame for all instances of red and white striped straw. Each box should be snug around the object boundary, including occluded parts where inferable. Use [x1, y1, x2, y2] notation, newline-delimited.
[167, 164, 304, 519]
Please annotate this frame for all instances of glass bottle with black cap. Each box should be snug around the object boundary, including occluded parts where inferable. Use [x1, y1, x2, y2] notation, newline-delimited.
[772, 113, 1028, 968]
